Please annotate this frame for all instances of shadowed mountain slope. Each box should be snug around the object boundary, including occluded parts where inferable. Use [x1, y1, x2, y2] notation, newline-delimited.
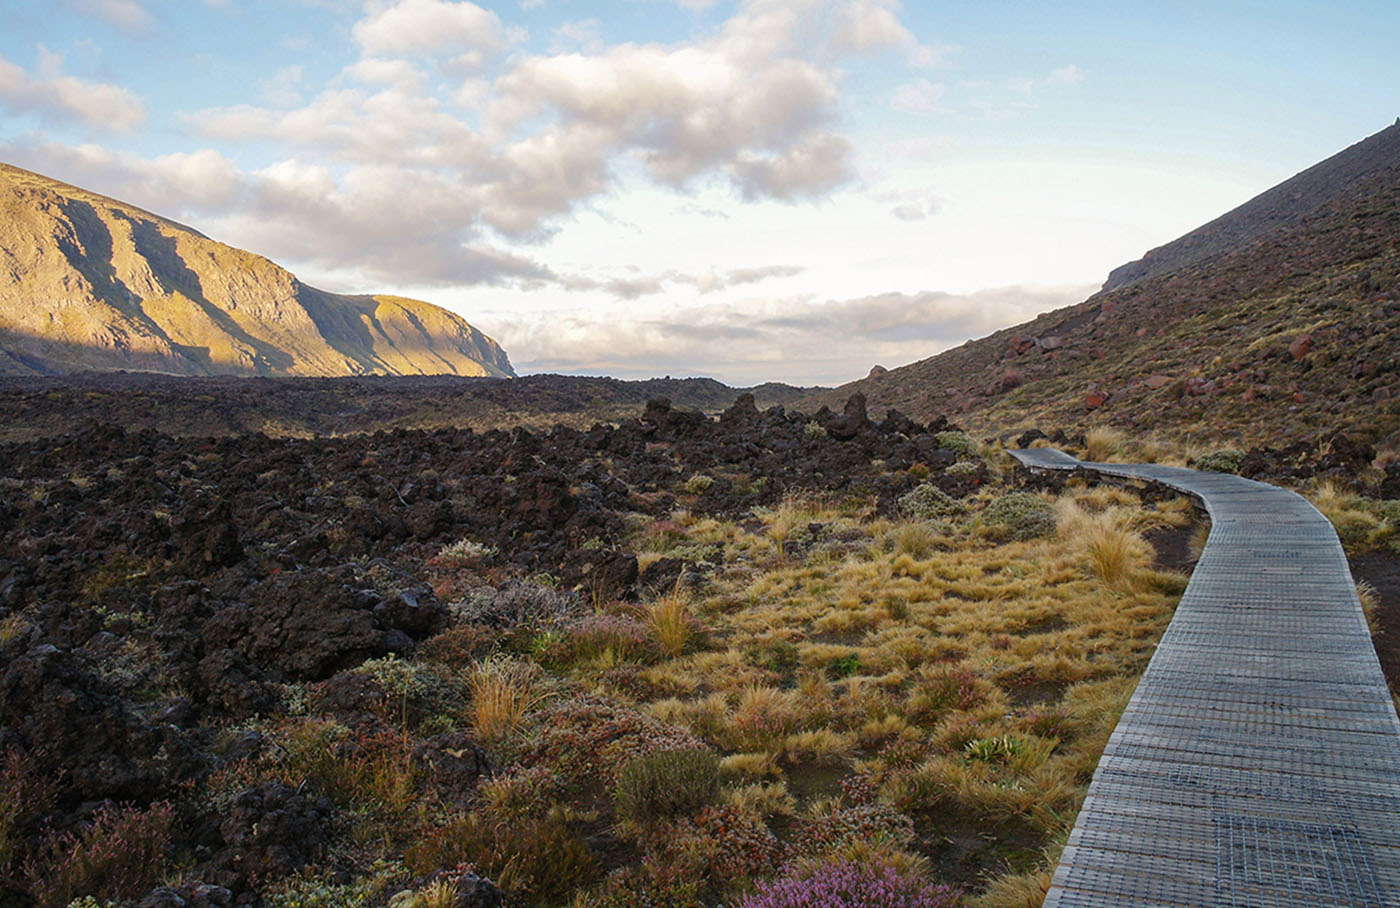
[808, 122, 1400, 449]
[0, 163, 514, 378]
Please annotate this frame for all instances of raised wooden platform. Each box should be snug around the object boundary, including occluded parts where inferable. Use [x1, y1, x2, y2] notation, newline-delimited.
[1010, 448, 1400, 907]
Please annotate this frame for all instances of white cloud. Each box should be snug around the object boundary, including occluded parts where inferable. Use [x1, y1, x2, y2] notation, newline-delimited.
[260, 65, 305, 107]
[488, 283, 1093, 385]
[1047, 63, 1084, 86]
[0, 49, 146, 131]
[353, 0, 517, 60]
[63, 0, 151, 31]
[871, 185, 941, 221]
[559, 264, 804, 298]
[342, 57, 427, 94]
[549, 19, 604, 54]
[828, 0, 913, 53]
[891, 78, 946, 115]
[178, 0, 898, 263]
[13, 0, 932, 295]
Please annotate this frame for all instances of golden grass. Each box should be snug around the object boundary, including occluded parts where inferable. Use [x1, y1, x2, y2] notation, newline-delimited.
[467, 656, 548, 745]
[968, 865, 1054, 908]
[1083, 426, 1125, 462]
[603, 485, 1187, 899]
[647, 586, 695, 657]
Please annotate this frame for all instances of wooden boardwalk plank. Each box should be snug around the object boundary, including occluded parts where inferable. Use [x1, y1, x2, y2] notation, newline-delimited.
[1010, 448, 1400, 907]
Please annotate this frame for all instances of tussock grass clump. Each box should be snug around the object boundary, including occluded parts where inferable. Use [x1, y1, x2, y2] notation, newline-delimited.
[967, 864, 1053, 908]
[981, 492, 1056, 541]
[884, 517, 940, 559]
[405, 808, 599, 907]
[1307, 480, 1398, 554]
[1082, 426, 1125, 462]
[898, 483, 963, 519]
[613, 747, 720, 826]
[648, 588, 699, 657]
[1084, 520, 1145, 588]
[467, 656, 548, 745]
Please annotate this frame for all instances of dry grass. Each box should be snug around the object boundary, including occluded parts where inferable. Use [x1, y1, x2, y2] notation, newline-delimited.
[400, 482, 1190, 902]
[647, 586, 696, 657]
[1083, 426, 1125, 462]
[467, 656, 549, 745]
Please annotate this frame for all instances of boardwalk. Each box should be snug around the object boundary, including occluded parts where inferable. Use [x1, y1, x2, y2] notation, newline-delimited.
[1010, 448, 1400, 908]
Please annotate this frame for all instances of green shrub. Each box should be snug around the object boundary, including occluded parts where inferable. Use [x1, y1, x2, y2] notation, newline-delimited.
[614, 748, 720, 826]
[964, 734, 1025, 764]
[935, 431, 980, 459]
[1193, 450, 1244, 474]
[683, 474, 715, 494]
[824, 653, 861, 679]
[898, 483, 963, 519]
[945, 461, 981, 478]
[982, 493, 1056, 541]
[804, 422, 828, 441]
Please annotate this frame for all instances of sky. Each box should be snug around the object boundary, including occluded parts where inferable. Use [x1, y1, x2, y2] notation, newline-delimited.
[1, 1, 1397, 386]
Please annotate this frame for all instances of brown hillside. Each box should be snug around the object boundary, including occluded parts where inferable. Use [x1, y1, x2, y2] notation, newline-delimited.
[809, 122, 1400, 450]
[0, 163, 514, 378]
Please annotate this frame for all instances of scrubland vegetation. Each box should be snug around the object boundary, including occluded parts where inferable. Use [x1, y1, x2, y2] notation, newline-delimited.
[169, 473, 1191, 908]
[18, 399, 1400, 908]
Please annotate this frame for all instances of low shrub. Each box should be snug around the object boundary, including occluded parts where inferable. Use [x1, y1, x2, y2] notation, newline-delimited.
[655, 803, 783, 887]
[736, 859, 963, 908]
[404, 809, 598, 908]
[935, 431, 980, 459]
[453, 580, 580, 629]
[805, 422, 828, 441]
[567, 613, 657, 665]
[981, 493, 1056, 541]
[683, 473, 715, 494]
[1192, 450, 1244, 474]
[898, 484, 963, 519]
[945, 461, 981, 478]
[435, 537, 498, 564]
[613, 748, 720, 826]
[24, 801, 173, 908]
[825, 653, 862, 680]
[1, 748, 57, 873]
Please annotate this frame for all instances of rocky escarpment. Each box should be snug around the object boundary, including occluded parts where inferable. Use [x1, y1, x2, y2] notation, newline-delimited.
[0, 162, 513, 378]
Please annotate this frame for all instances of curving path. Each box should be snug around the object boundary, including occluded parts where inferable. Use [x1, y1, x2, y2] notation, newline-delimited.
[1010, 448, 1400, 907]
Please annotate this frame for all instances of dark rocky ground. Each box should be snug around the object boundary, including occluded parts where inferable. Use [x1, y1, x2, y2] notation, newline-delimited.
[0, 372, 815, 442]
[0, 390, 974, 906]
[1, 377, 1395, 907]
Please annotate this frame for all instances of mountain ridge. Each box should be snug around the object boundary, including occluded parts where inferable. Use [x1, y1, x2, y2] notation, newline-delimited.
[805, 121, 1400, 450]
[0, 162, 514, 379]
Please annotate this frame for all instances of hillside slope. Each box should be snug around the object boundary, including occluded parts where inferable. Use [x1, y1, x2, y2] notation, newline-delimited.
[810, 122, 1400, 449]
[0, 163, 514, 378]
